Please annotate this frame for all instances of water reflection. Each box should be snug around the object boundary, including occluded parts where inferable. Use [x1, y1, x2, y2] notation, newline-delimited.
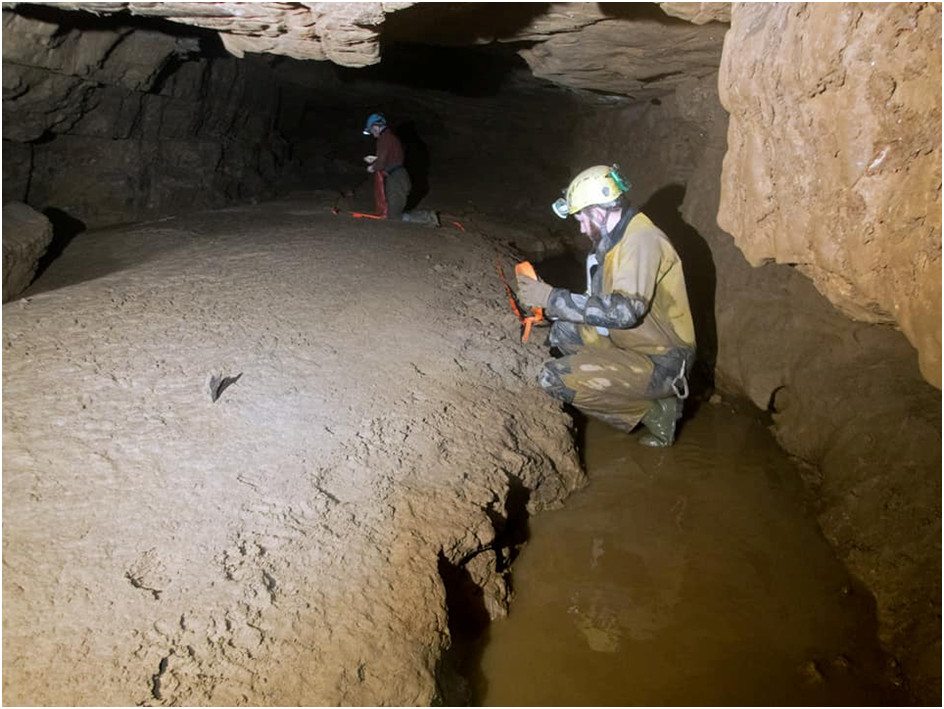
[476, 400, 909, 706]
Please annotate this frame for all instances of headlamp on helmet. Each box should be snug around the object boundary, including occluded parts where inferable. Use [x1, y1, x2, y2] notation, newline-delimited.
[363, 112, 387, 135]
[551, 197, 570, 219]
[551, 164, 631, 219]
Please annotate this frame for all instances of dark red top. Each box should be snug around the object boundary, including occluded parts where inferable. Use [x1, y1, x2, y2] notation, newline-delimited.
[374, 128, 404, 172]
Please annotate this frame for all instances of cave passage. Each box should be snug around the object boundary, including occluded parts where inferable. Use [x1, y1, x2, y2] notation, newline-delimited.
[3, 3, 940, 707]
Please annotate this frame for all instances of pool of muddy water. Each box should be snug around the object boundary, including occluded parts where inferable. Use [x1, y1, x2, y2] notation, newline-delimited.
[473, 400, 910, 706]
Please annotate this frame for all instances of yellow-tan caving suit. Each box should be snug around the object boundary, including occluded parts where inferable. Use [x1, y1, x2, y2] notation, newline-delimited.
[539, 210, 696, 434]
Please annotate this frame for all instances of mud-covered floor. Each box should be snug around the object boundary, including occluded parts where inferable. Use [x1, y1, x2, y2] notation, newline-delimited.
[0, 192, 926, 706]
[2, 193, 584, 705]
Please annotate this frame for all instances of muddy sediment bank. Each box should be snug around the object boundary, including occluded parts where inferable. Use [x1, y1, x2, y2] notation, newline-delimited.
[1, 194, 583, 705]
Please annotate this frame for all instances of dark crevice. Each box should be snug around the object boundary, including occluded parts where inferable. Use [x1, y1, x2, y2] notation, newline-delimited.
[435, 552, 489, 706]
[435, 473, 533, 705]
[32, 207, 87, 285]
[28, 130, 58, 146]
[383, 3, 551, 47]
[496, 473, 531, 571]
[640, 70, 685, 84]
[151, 654, 169, 701]
[336, 41, 551, 97]
[147, 54, 186, 95]
[642, 184, 718, 394]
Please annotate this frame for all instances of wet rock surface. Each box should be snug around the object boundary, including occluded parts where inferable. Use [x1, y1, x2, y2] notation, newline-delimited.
[1, 194, 583, 705]
[718, 3, 942, 387]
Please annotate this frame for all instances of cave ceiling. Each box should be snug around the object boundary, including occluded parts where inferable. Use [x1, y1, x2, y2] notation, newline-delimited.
[13, 1, 730, 97]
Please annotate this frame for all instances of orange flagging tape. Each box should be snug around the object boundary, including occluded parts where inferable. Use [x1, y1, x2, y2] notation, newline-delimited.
[513, 261, 545, 343]
[495, 256, 545, 343]
[451, 221, 466, 231]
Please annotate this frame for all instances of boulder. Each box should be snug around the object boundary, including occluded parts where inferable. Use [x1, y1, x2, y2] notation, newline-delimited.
[2, 202, 53, 302]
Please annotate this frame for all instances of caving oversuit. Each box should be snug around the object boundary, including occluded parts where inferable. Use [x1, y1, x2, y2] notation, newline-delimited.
[372, 126, 411, 220]
[539, 209, 696, 445]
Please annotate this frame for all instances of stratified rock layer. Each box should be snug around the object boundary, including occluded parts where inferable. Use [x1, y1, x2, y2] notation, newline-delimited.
[518, 7, 726, 97]
[718, 3, 942, 388]
[2, 8, 289, 228]
[23, 1, 396, 65]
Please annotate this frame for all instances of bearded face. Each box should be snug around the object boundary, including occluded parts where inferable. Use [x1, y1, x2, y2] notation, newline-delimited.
[575, 207, 608, 244]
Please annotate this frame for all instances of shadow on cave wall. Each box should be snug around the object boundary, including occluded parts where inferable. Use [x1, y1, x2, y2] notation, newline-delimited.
[10, 1, 226, 54]
[31, 207, 87, 286]
[382, 4, 550, 54]
[642, 184, 718, 395]
[397, 121, 431, 211]
[598, 1, 722, 24]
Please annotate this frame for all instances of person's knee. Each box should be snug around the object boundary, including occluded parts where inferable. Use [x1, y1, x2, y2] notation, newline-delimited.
[548, 321, 583, 352]
[538, 362, 576, 404]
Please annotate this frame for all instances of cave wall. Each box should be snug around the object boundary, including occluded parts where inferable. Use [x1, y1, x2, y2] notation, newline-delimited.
[718, 3, 942, 389]
[679, 91, 941, 705]
[562, 59, 940, 709]
[2, 8, 289, 229]
[2, 1, 939, 702]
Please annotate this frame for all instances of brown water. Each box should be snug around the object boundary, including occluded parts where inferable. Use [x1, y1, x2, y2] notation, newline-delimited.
[474, 400, 910, 706]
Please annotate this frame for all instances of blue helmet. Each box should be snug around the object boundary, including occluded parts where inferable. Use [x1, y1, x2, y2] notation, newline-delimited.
[363, 112, 387, 135]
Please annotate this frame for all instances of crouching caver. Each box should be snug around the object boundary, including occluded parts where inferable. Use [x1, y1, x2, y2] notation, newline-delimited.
[515, 165, 696, 447]
[362, 112, 439, 226]
[363, 112, 411, 220]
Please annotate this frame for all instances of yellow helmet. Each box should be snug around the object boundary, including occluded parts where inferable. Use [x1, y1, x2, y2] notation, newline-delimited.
[552, 165, 630, 219]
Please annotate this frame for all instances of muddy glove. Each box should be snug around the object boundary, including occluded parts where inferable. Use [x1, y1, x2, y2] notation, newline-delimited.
[516, 275, 553, 309]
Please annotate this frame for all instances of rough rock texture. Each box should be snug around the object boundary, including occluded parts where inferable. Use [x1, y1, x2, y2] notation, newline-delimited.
[680, 94, 941, 706]
[16, 0, 936, 391]
[1, 139, 33, 204]
[660, 2, 731, 25]
[517, 7, 726, 97]
[24, 2, 727, 97]
[718, 3, 942, 388]
[1, 202, 53, 302]
[18, 1, 403, 65]
[2, 195, 584, 705]
[2, 7, 289, 228]
[560, 69, 940, 705]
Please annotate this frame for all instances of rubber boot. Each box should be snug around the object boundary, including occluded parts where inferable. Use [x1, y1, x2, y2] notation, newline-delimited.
[638, 396, 680, 447]
[402, 209, 439, 227]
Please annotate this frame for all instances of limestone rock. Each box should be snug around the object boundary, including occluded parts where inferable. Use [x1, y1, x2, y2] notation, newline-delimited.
[518, 16, 726, 97]
[717, 3, 942, 388]
[659, 2, 731, 25]
[38, 1, 395, 66]
[22, 1, 728, 96]
[3, 6, 291, 228]
[2, 140, 32, 204]
[1, 9, 183, 142]
[2, 202, 53, 302]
